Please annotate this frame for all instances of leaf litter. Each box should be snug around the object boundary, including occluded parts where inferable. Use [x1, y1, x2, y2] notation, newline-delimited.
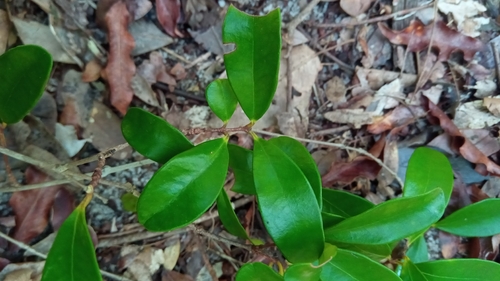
[2, 0, 500, 278]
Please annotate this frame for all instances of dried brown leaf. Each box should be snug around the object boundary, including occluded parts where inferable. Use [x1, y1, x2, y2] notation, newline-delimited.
[378, 19, 484, 61]
[367, 105, 426, 134]
[425, 97, 500, 176]
[103, 1, 136, 115]
[81, 59, 103, 82]
[9, 167, 61, 249]
[321, 136, 385, 186]
[156, 0, 182, 38]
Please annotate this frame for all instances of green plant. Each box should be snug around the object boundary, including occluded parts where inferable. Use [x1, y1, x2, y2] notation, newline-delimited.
[119, 6, 500, 281]
[0, 45, 102, 280]
[3, 7, 500, 281]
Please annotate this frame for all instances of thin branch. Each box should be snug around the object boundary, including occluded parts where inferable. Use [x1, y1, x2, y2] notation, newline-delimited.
[0, 146, 136, 193]
[65, 143, 130, 168]
[0, 231, 133, 281]
[253, 129, 404, 187]
[182, 124, 253, 136]
[314, 3, 433, 28]
[188, 224, 252, 251]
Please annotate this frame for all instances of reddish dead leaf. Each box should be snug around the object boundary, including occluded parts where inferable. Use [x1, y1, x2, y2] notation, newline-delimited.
[367, 105, 426, 134]
[162, 269, 194, 281]
[103, 1, 136, 115]
[9, 167, 61, 250]
[322, 136, 385, 186]
[156, 0, 183, 38]
[51, 187, 75, 231]
[81, 59, 103, 82]
[96, 0, 151, 27]
[137, 51, 177, 86]
[378, 19, 484, 61]
[170, 62, 187, 80]
[424, 97, 500, 176]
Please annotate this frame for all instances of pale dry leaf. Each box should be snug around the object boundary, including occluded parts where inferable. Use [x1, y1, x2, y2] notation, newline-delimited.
[325, 76, 347, 104]
[189, 21, 224, 55]
[104, 1, 136, 115]
[355, 67, 417, 90]
[11, 17, 76, 64]
[0, 262, 44, 281]
[324, 109, 378, 128]
[130, 20, 174, 56]
[0, 9, 9, 55]
[163, 239, 181, 270]
[371, 79, 404, 115]
[420, 85, 444, 104]
[473, 79, 497, 98]
[340, 0, 374, 17]
[137, 51, 177, 86]
[290, 29, 309, 46]
[379, 138, 398, 185]
[454, 100, 500, 129]
[484, 97, 500, 117]
[210, 44, 320, 131]
[131, 74, 159, 107]
[82, 101, 133, 159]
[437, 0, 489, 37]
[54, 123, 88, 157]
[277, 111, 306, 138]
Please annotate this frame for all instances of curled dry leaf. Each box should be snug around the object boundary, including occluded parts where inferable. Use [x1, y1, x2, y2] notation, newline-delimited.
[378, 19, 484, 61]
[103, 1, 136, 115]
[367, 105, 426, 134]
[484, 97, 500, 116]
[156, 0, 182, 38]
[424, 97, 500, 176]
[9, 167, 61, 249]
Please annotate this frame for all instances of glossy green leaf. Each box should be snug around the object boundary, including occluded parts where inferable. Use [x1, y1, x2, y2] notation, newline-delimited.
[284, 263, 321, 281]
[41, 204, 102, 281]
[206, 79, 238, 123]
[321, 212, 344, 229]
[228, 144, 256, 195]
[138, 138, 229, 231]
[406, 235, 428, 263]
[0, 45, 52, 124]
[415, 259, 500, 280]
[320, 248, 400, 281]
[236, 262, 283, 281]
[435, 198, 500, 237]
[322, 188, 374, 218]
[223, 6, 281, 121]
[334, 242, 396, 261]
[253, 137, 324, 263]
[404, 147, 453, 206]
[268, 136, 322, 207]
[121, 108, 193, 163]
[325, 189, 445, 245]
[216, 188, 251, 241]
[400, 259, 427, 281]
[121, 193, 138, 212]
